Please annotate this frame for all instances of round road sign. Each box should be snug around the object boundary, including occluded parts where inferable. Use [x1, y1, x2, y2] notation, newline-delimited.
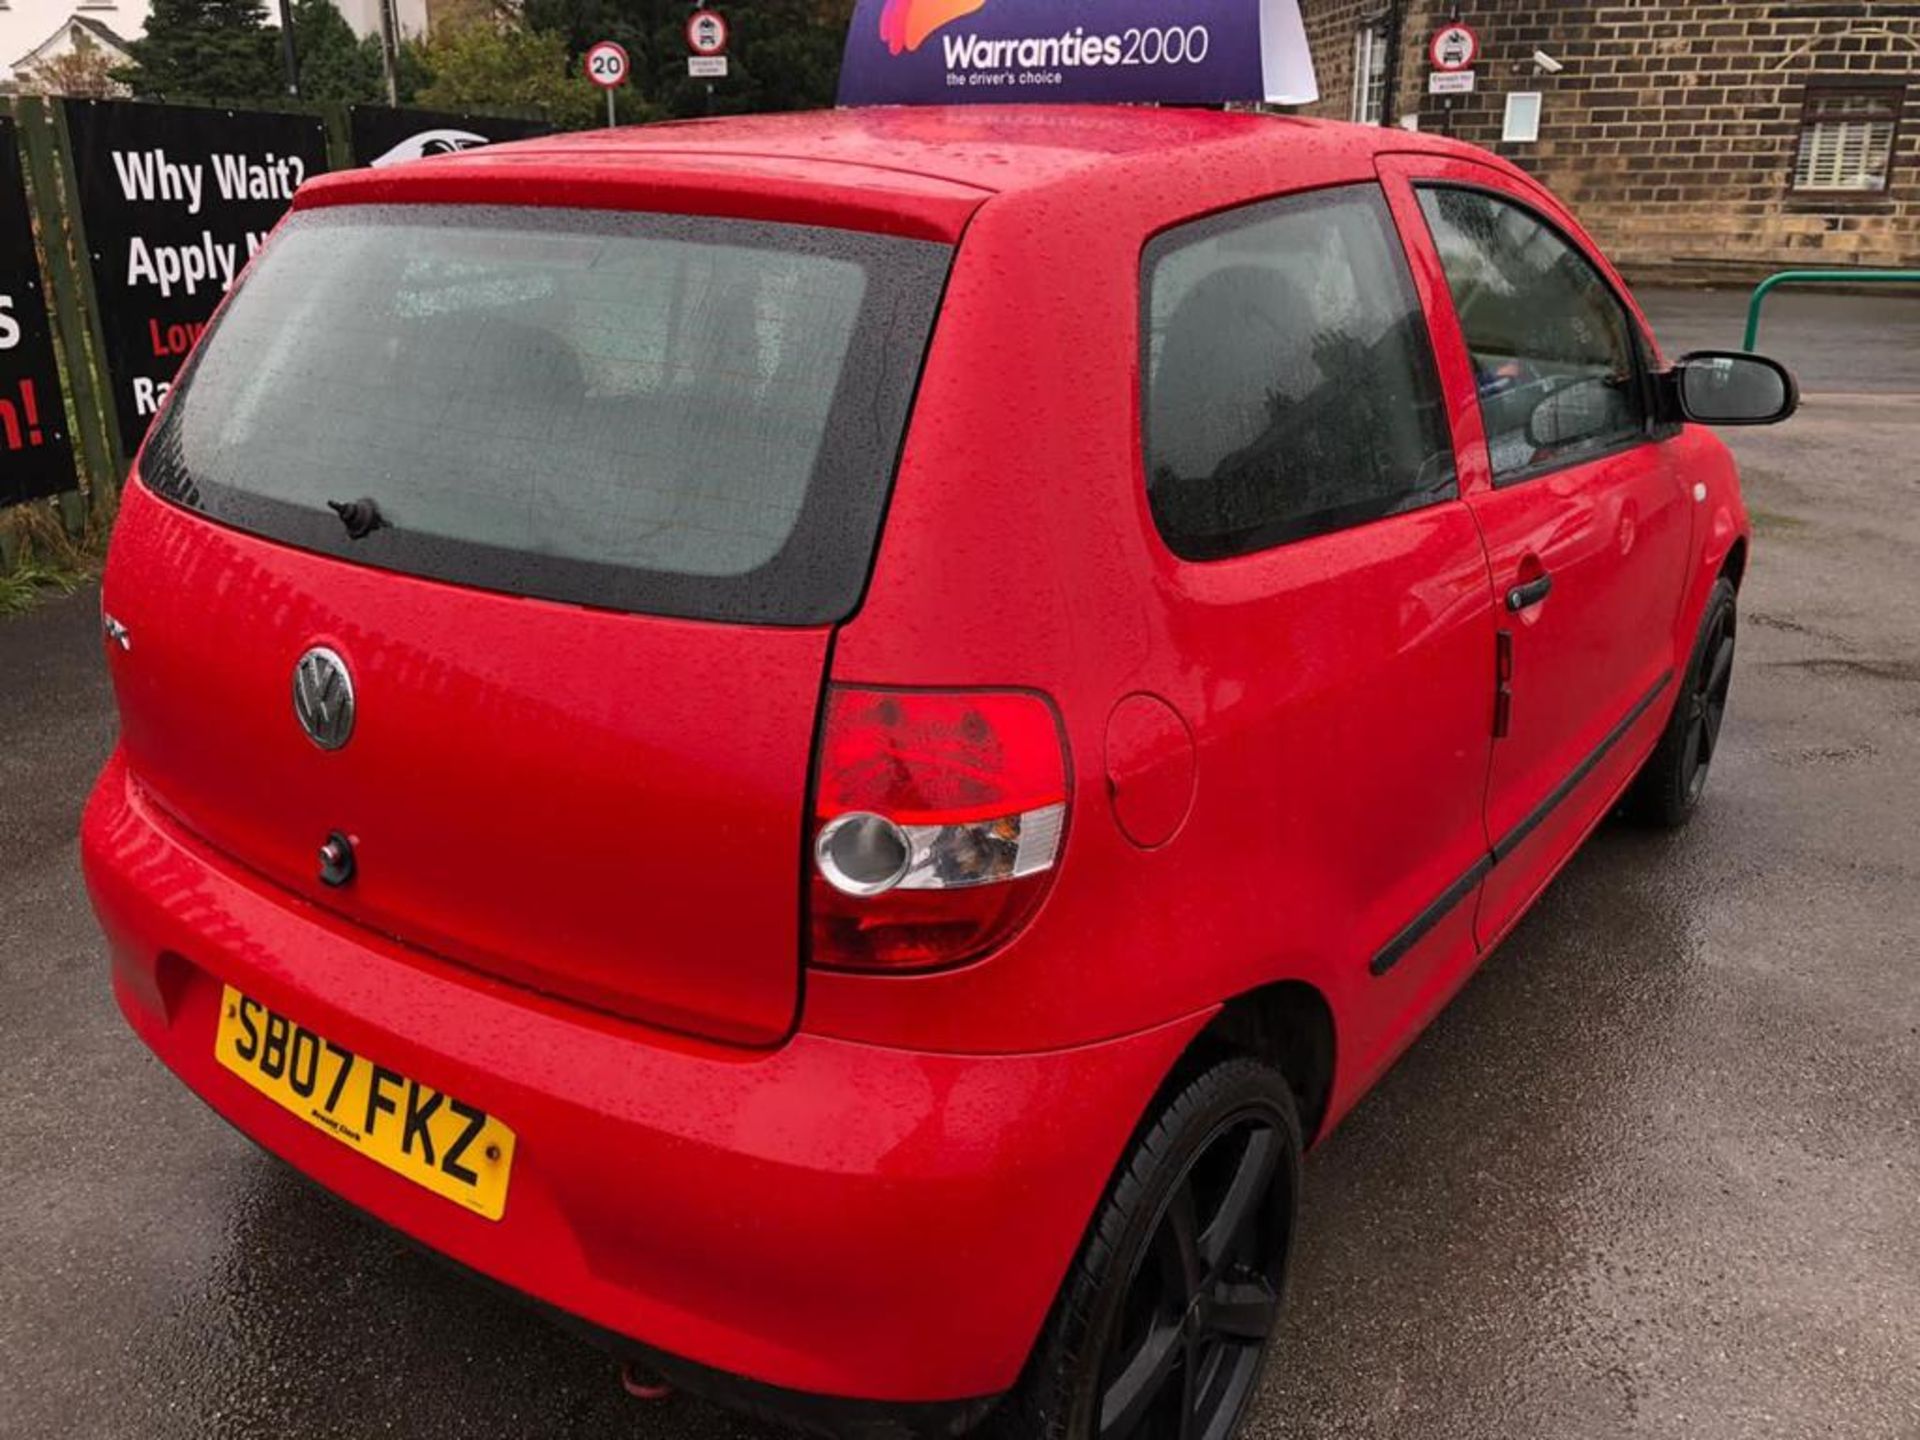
[686, 9, 729, 57]
[585, 40, 630, 89]
[1429, 23, 1479, 72]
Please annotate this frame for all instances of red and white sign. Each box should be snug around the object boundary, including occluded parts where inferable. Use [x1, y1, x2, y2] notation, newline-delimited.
[685, 9, 729, 57]
[584, 40, 629, 89]
[1429, 23, 1479, 72]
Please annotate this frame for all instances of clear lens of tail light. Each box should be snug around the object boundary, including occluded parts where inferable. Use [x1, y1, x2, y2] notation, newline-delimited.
[808, 687, 1069, 972]
[814, 811, 913, 896]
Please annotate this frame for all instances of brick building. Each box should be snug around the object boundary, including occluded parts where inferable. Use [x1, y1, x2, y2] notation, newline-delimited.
[1293, 1, 1919, 281]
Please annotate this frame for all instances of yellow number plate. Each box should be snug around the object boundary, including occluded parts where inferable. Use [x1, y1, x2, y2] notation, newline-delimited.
[213, 985, 515, 1221]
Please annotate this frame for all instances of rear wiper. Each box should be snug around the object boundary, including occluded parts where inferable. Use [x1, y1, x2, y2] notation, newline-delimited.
[326, 497, 388, 541]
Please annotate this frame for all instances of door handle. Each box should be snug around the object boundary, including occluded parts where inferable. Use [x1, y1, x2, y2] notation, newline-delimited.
[1506, 572, 1554, 611]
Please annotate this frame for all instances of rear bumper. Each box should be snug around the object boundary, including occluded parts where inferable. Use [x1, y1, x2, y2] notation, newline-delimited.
[81, 750, 1205, 1410]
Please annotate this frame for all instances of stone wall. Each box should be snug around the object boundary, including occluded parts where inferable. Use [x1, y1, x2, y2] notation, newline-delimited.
[1293, 1, 1920, 282]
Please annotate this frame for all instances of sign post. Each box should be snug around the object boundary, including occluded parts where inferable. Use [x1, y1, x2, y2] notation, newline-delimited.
[584, 40, 630, 129]
[1427, 21, 1479, 128]
[687, 7, 729, 97]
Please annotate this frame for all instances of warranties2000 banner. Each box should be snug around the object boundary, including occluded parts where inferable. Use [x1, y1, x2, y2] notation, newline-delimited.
[63, 99, 329, 459]
[837, 0, 1317, 106]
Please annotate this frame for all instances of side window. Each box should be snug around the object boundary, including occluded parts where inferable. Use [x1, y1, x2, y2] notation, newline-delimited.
[1415, 186, 1648, 482]
[1142, 185, 1456, 561]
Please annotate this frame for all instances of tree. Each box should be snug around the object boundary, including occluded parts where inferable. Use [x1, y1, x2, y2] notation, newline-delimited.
[645, 0, 850, 119]
[121, 0, 282, 103]
[520, 0, 648, 70]
[392, 39, 433, 104]
[413, 16, 606, 128]
[517, 0, 851, 120]
[14, 31, 129, 98]
[285, 0, 385, 103]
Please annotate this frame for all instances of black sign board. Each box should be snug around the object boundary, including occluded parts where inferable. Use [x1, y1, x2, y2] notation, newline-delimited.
[0, 118, 78, 506]
[63, 99, 329, 458]
[348, 106, 553, 169]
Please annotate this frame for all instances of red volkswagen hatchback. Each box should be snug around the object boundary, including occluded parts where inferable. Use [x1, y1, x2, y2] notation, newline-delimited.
[83, 107, 1794, 1440]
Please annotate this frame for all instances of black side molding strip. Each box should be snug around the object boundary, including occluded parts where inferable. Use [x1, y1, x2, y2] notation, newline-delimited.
[1369, 853, 1493, 977]
[1490, 669, 1672, 865]
[1369, 670, 1673, 978]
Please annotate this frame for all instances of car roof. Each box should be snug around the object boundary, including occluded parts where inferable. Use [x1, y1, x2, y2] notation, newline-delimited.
[295, 106, 1494, 243]
[488, 105, 1477, 193]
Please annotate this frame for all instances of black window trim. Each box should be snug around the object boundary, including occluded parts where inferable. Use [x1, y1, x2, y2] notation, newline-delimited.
[1410, 179, 1662, 491]
[1137, 179, 1461, 565]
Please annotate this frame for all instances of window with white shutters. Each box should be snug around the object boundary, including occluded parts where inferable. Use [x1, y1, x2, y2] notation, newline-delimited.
[1792, 87, 1902, 193]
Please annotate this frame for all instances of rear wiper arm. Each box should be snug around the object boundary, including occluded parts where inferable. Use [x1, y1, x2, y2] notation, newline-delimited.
[326, 497, 388, 541]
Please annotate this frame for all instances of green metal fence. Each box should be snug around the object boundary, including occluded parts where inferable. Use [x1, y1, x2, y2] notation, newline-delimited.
[1744, 268, 1920, 351]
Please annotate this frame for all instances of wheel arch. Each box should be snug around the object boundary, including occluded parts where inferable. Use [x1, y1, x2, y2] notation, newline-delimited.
[1720, 535, 1749, 591]
[1185, 980, 1337, 1149]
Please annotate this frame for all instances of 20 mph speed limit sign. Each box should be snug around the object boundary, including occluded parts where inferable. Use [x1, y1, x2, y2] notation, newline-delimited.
[584, 40, 629, 89]
[585, 40, 628, 129]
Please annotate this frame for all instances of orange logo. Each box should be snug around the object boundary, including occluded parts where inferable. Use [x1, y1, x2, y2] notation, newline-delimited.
[878, 0, 988, 53]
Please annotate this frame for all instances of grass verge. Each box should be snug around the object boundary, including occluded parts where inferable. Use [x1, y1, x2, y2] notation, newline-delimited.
[0, 498, 101, 618]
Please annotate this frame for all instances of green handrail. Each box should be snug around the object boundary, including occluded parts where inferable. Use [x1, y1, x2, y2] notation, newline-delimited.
[1744, 268, 1920, 350]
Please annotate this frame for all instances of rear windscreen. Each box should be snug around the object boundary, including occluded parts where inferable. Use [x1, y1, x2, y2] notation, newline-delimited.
[141, 204, 951, 624]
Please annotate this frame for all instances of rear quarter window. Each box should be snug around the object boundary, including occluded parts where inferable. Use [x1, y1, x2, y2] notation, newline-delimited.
[142, 205, 951, 625]
[1141, 184, 1456, 561]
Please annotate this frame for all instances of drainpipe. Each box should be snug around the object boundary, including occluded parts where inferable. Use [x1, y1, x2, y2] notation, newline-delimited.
[275, 0, 300, 96]
[378, 0, 401, 106]
[1377, 0, 1406, 126]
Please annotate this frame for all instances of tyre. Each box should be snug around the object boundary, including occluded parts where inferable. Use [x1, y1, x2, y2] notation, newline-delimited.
[1002, 1056, 1302, 1440]
[1627, 576, 1737, 829]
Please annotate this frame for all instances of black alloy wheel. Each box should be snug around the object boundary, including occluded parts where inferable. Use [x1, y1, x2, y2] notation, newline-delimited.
[1002, 1056, 1301, 1440]
[1682, 597, 1736, 804]
[1096, 1113, 1288, 1440]
[1627, 576, 1738, 829]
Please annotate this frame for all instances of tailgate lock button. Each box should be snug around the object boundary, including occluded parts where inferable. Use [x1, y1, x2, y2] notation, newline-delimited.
[318, 831, 356, 888]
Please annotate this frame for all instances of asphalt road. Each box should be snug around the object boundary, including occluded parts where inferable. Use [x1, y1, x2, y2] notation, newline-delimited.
[3, 300, 1917, 1440]
[1637, 284, 1920, 393]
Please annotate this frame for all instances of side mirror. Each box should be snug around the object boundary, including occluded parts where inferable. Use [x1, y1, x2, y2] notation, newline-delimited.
[1671, 351, 1799, 426]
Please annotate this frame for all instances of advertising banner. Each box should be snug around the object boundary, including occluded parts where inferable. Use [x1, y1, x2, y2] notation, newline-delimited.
[348, 106, 554, 168]
[837, 0, 1316, 106]
[63, 99, 329, 457]
[0, 118, 77, 507]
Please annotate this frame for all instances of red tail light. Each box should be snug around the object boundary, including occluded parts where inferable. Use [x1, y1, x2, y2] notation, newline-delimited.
[808, 687, 1069, 973]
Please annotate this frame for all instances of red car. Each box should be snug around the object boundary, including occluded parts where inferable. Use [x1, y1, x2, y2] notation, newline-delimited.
[83, 107, 1794, 1440]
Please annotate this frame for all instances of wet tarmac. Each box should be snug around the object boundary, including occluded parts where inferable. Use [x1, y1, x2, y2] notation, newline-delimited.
[2, 297, 1916, 1439]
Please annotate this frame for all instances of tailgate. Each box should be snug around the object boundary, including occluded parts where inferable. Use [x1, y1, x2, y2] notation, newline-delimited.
[102, 199, 948, 1045]
[108, 485, 824, 1044]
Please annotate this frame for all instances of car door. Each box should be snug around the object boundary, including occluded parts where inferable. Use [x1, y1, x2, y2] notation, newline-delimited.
[1380, 157, 1692, 945]
[1137, 182, 1498, 1085]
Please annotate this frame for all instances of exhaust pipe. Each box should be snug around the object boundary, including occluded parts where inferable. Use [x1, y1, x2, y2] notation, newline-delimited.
[620, 1363, 673, 1402]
